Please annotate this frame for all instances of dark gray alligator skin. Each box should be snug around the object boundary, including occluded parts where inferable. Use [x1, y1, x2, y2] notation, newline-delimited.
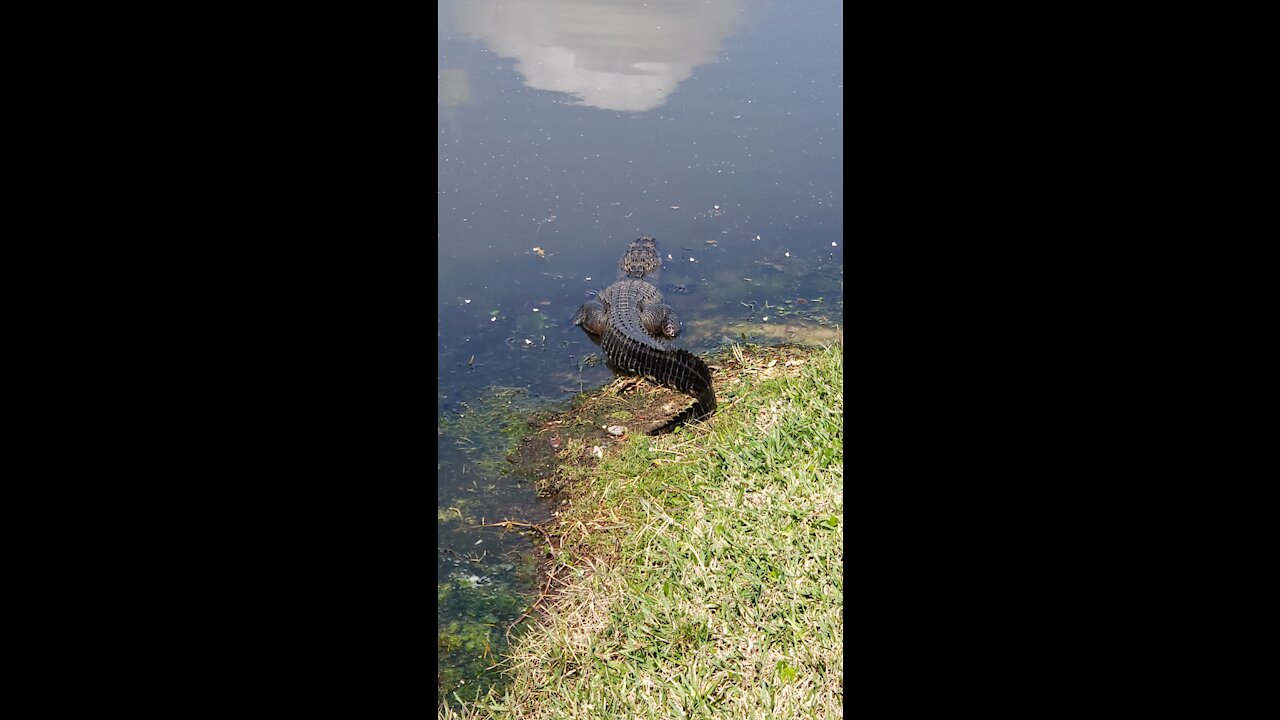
[572, 236, 716, 434]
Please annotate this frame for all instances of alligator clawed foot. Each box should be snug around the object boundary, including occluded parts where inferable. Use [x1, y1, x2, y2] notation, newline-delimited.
[614, 376, 643, 394]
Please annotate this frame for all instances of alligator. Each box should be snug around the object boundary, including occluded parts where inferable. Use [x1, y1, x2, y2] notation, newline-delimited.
[572, 236, 716, 435]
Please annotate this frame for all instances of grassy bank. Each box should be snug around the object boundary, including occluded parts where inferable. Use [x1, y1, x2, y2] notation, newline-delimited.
[442, 341, 844, 719]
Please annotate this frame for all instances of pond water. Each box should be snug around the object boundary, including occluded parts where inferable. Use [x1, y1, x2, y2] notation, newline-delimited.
[437, 0, 842, 705]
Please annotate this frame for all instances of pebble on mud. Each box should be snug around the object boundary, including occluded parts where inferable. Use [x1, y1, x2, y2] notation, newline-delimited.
[606, 425, 627, 436]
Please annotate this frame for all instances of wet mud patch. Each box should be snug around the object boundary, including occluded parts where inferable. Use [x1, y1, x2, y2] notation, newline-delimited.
[506, 374, 698, 498]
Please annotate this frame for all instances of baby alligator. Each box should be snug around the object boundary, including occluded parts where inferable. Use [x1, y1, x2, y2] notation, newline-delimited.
[572, 236, 716, 434]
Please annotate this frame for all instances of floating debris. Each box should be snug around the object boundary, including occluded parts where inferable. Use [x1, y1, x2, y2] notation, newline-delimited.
[705, 240, 717, 246]
[464, 299, 472, 304]
[532, 246, 545, 256]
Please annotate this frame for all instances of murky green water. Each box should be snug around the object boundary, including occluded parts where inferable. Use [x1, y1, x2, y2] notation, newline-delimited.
[438, 0, 842, 706]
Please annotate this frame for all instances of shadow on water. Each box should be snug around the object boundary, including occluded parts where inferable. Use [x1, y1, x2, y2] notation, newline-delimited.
[438, 0, 842, 707]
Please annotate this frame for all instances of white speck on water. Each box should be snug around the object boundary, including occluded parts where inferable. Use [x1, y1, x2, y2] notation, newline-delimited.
[755, 235, 762, 240]
[832, 242, 838, 246]
[532, 308, 539, 312]
[667, 254, 673, 260]
[784, 252, 790, 257]
[464, 299, 471, 303]
[490, 317, 497, 322]
[689, 256, 695, 262]
[762, 316, 769, 321]
[585, 277, 591, 281]
[524, 339, 533, 345]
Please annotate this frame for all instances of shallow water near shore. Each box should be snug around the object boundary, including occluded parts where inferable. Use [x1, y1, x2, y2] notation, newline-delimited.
[438, 0, 843, 704]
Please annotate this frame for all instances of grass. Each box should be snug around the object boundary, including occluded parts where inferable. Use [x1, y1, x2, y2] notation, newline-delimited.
[441, 341, 843, 719]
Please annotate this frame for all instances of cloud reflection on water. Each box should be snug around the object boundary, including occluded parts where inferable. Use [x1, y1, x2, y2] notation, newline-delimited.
[454, 0, 743, 112]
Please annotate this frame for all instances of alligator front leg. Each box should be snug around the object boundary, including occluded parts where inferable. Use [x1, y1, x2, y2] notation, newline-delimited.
[572, 300, 609, 335]
[641, 303, 681, 338]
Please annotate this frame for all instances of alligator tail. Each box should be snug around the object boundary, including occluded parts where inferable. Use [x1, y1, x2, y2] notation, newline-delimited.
[600, 322, 716, 435]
